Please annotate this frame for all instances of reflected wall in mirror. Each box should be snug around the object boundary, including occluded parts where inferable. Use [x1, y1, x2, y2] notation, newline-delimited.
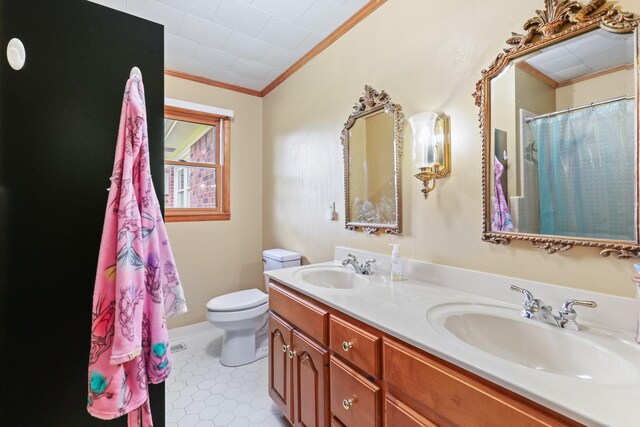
[474, 0, 640, 258]
[341, 85, 403, 234]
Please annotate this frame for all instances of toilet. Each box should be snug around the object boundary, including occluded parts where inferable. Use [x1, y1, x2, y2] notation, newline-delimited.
[207, 249, 301, 367]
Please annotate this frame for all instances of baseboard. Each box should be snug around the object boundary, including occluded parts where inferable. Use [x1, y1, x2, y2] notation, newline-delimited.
[168, 321, 215, 341]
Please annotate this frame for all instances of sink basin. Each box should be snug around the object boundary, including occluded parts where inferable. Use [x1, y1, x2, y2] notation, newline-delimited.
[293, 266, 372, 289]
[427, 303, 638, 382]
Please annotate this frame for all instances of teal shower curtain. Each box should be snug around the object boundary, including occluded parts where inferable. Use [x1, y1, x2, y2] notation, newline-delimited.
[530, 100, 635, 241]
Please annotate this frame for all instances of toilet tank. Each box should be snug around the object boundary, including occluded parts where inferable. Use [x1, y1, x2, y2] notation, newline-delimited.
[263, 248, 301, 271]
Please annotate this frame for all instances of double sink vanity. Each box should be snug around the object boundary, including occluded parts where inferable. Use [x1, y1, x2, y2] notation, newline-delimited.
[265, 248, 640, 426]
[268, 0, 640, 425]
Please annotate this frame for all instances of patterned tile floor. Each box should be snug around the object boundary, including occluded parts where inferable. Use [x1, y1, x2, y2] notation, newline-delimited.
[165, 328, 289, 427]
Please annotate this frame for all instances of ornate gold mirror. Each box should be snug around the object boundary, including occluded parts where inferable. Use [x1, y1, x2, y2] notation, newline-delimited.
[342, 85, 403, 234]
[475, 0, 640, 258]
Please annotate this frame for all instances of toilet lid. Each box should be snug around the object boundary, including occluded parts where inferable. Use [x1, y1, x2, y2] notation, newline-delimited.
[206, 289, 268, 312]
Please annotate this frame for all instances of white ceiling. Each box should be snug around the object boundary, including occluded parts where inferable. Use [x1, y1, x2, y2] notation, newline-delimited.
[524, 28, 634, 83]
[88, 0, 369, 91]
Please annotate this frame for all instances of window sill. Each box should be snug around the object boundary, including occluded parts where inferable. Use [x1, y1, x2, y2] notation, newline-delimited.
[165, 208, 230, 222]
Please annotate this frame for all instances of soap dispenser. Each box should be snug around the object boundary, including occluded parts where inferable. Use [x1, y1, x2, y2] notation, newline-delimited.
[389, 244, 402, 281]
[633, 264, 640, 343]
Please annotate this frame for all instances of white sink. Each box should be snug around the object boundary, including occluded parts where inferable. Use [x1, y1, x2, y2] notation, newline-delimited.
[427, 303, 639, 382]
[292, 265, 374, 289]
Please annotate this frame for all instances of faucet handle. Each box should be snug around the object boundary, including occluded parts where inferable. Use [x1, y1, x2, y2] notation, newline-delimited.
[363, 258, 376, 266]
[510, 285, 540, 317]
[346, 254, 358, 262]
[560, 299, 597, 316]
[559, 299, 597, 330]
[509, 285, 535, 304]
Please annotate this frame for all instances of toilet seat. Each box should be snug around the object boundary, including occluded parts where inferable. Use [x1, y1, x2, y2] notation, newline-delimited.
[207, 302, 268, 323]
[206, 289, 268, 312]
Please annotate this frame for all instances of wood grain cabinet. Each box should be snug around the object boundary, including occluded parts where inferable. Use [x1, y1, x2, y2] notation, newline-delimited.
[330, 356, 381, 427]
[268, 280, 582, 427]
[292, 330, 329, 426]
[268, 313, 294, 421]
[268, 282, 330, 427]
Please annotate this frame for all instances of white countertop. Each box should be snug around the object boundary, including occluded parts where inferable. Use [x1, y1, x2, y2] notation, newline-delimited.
[265, 250, 640, 427]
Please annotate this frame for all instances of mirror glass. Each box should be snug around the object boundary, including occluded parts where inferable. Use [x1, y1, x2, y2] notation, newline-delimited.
[343, 86, 403, 234]
[348, 110, 396, 223]
[489, 28, 637, 242]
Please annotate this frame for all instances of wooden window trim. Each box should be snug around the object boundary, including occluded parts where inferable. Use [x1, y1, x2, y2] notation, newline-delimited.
[164, 106, 231, 222]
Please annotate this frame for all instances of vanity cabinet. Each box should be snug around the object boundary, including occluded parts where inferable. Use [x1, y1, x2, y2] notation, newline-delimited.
[268, 283, 330, 427]
[268, 313, 294, 421]
[268, 280, 581, 427]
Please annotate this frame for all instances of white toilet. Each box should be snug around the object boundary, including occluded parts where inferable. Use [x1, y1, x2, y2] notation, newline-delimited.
[207, 249, 301, 367]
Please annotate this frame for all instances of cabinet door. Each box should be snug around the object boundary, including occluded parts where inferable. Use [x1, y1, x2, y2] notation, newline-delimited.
[269, 313, 294, 422]
[292, 330, 329, 427]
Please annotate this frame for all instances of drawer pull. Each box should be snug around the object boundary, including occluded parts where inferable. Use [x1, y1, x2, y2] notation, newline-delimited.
[342, 396, 357, 410]
[288, 349, 297, 359]
[342, 341, 353, 352]
[281, 344, 288, 353]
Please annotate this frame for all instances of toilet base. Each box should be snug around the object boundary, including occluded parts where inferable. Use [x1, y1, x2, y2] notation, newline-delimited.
[220, 326, 268, 367]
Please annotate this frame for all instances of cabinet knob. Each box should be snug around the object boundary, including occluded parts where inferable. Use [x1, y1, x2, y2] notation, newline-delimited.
[342, 341, 353, 352]
[288, 349, 296, 359]
[342, 396, 357, 410]
[281, 344, 288, 353]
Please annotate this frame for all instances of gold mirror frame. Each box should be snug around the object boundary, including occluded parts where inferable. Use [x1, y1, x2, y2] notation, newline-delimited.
[341, 85, 404, 234]
[473, 0, 640, 259]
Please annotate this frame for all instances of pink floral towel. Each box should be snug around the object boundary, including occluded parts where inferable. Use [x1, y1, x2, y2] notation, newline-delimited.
[87, 75, 187, 426]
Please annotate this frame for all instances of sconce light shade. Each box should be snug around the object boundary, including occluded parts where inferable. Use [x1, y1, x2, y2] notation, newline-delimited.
[408, 112, 451, 199]
[410, 112, 440, 168]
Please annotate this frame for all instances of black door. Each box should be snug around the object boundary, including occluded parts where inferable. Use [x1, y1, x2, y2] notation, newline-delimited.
[0, 0, 165, 424]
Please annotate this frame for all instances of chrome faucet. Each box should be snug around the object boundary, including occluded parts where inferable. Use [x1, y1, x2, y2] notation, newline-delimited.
[509, 285, 597, 331]
[341, 254, 376, 275]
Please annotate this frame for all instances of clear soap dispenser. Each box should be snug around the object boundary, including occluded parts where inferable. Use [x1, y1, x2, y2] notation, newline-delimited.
[633, 263, 640, 343]
[389, 244, 402, 281]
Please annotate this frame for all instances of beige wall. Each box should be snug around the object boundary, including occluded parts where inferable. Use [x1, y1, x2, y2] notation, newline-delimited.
[165, 76, 263, 328]
[262, 0, 640, 298]
[556, 68, 634, 109]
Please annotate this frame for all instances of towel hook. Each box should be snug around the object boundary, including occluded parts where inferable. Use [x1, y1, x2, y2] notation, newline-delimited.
[130, 66, 142, 79]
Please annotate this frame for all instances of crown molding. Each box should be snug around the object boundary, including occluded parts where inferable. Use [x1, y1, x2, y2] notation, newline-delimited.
[164, 69, 262, 97]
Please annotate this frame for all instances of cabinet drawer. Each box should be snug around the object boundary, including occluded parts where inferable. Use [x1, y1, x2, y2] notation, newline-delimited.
[330, 315, 380, 378]
[330, 356, 381, 427]
[331, 417, 346, 427]
[385, 395, 437, 427]
[269, 281, 329, 345]
[383, 338, 579, 426]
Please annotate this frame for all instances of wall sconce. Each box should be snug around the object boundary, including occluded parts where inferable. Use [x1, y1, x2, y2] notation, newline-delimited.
[408, 112, 451, 199]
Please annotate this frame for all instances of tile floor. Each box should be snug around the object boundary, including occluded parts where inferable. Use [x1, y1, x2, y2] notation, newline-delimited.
[165, 328, 289, 427]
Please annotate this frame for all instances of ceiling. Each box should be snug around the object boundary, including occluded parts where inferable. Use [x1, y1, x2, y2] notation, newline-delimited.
[524, 28, 634, 84]
[88, 0, 370, 92]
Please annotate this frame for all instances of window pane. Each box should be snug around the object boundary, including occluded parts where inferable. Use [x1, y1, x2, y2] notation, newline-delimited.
[164, 119, 217, 164]
[164, 165, 217, 209]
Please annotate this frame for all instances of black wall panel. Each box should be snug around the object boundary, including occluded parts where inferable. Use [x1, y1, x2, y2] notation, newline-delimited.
[0, 0, 165, 424]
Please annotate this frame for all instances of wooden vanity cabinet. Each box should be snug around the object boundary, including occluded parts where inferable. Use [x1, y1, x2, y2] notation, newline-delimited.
[292, 330, 330, 426]
[268, 280, 582, 427]
[268, 283, 330, 427]
[268, 313, 294, 421]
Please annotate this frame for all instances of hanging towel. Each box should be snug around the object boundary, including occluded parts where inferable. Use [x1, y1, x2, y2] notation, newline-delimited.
[87, 74, 187, 426]
[491, 156, 514, 232]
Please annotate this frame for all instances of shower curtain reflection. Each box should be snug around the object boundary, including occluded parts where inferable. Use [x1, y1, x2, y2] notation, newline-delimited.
[530, 99, 635, 241]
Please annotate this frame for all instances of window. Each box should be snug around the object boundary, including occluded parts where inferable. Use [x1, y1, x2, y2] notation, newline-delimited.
[164, 105, 230, 221]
